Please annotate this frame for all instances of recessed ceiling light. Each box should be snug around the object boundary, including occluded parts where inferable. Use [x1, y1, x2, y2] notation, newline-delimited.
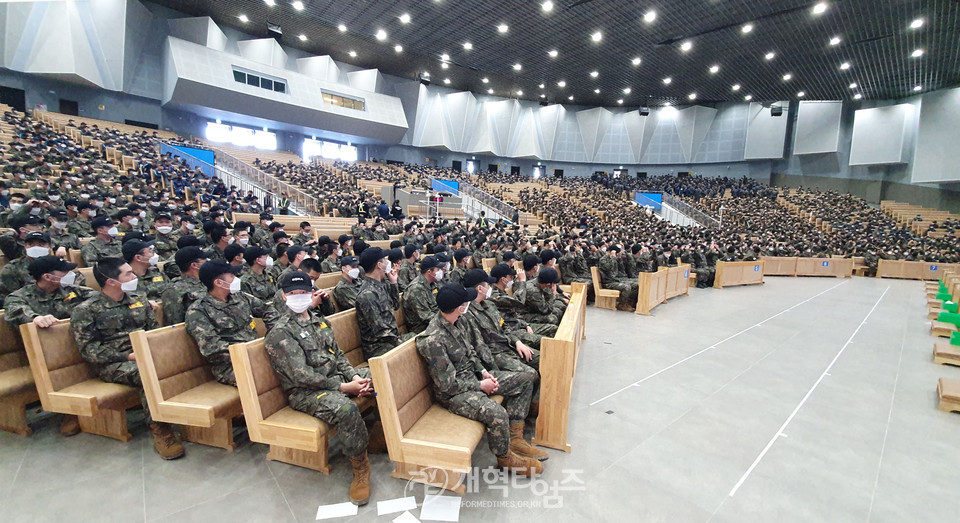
[394, 44, 403, 53]
[709, 64, 720, 74]
[440, 53, 450, 61]
[914, 85, 923, 92]
[812, 2, 827, 15]
[548, 49, 559, 58]
[441, 63, 449, 69]
[568, 95, 574, 101]
[849, 82, 857, 89]
[338, 24, 347, 32]
[482, 77, 489, 83]
[732, 84, 741, 91]
[744, 95, 753, 101]
[594, 88, 600, 94]
[488, 89, 494, 94]
[623, 87, 632, 94]
[264, 0, 275, 5]
[422, 71, 430, 77]
[742, 23, 754, 34]
[911, 49, 924, 58]
[663, 102, 672, 107]
[688, 93, 697, 100]
[557, 80, 566, 87]
[797, 91, 806, 97]
[542, 1, 554, 12]
[497, 23, 509, 33]
[854, 93, 862, 100]
[238, 14, 249, 23]
[292, 1, 303, 11]
[539, 83, 545, 89]
[643, 10, 656, 23]
[910, 18, 924, 29]
[298, 34, 307, 41]
[463, 42, 473, 50]
[663, 77, 672, 84]
[617, 99, 624, 104]
[590, 71, 599, 78]
[540, 94, 546, 98]
[840, 62, 851, 70]
[513, 63, 522, 71]
[443, 78, 451, 85]
[591, 31, 603, 42]
[632, 57, 642, 66]
[783, 73, 793, 81]
[348, 50, 357, 57]
[765, 51, 776, 60]
[398, 13, 411, 24]
[375, 29, 387, 40]
[516, 90, 523, 96]
[680, 41, 692, 52]
[829, 36, 841, 46]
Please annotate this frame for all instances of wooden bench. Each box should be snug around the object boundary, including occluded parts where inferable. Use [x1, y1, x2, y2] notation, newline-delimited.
[129, 324, 243, 451]
[229, 338, 375, 474]
[0, 310, 39, 435]
[533, 282, 587, 452]
[933, 342, 960, 366]
[931, 321, 957, 338]
[714, 260, 765, 289]
[369, 337, 504, 495]
[589, 266, 619, 311]
[937, 378, 960, 413]
[21, 320, 141, 441]
[482, 257, 496, 272]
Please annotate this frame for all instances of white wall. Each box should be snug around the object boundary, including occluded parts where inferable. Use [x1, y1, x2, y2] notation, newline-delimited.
[912, 88, 960, 183]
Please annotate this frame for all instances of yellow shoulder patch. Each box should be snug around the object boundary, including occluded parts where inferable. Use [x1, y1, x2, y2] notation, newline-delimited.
[249, 320, 257, 330]
[129, 301, 144, 309]
[432, 288, 438, 294]
[152, 276, 164, 282]
[499, 318, 504, 327]
[319, 322, 328, 329]
[64, 292, 78, 301]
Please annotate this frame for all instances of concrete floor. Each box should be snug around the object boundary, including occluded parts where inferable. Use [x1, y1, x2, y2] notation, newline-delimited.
[2, 276, 959, 522]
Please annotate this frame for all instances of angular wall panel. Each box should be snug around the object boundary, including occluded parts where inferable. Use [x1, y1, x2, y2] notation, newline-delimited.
[297, 56, 342, 83]
[465, 102, 497, 156]
[510, 107, 542, 159]
[415, 92, 451, 149]
[675, 106, 717, 162]
[487, 100, 520, 157]
[794, 101, 843, 155]
[623, 110, 657, 162]
[442, 91, 477, 152]
[849, 103, 915, 165]
[576, 107, 612, 161]
[912, 87, 960, 183]
[536, 104, 563, 159]
[167, 16, 226, 51]
[237, 38, 287, 69]
[346, 69, 384, 93]
[744, 102, 788, 159]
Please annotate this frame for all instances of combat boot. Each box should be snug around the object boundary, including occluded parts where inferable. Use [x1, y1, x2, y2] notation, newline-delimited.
[348, 451, 371, 505]
[527, 400, 540, 418]
[510, 421, 549, 461]
[496, 450, 542, 477]
[60, 414, 80, 437]
[367, 421, 388, 454]
[151, 423, 185, 460]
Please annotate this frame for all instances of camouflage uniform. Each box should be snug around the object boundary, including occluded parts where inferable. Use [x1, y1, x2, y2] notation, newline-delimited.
[355, 276, 407, 359]
[71, 291, 158, 386]
[152, 231, 180, 261]
[447, 265, 467, 287]
[401, 274, 439, 334]
[320, 257, 339, 274]
[397, 260, 418, 291]
[292, 232, 313, 246]
[271, 289, 335, 315]
[463, 299, 540, 375]
[185, 292, 279, 386]
[240, 270, 277, 302]
[332, 277, 361, 311]
[416, 313, 533, 457]
[488, 286, 555, 346]
[264, 309, 371, 458]
[598, 255, 638, 309]
[48, 228, 81, 251]
[520, 282, 562, 325]
[81, 237, 122, 266]
[4, 284, 96, 331]
[159, 275, 206, 326]
[137, 266, 169, 300]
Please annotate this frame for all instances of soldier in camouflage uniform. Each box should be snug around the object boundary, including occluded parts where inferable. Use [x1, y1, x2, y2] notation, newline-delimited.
[320, 239, 341, 274]
[265, 271, 378, 505]
[488, 264, 556, 346]
[448, 249, 469, 286]
[240, 246, 277, 302]
[598, 246, 638, 310]
[250, 213, 273, 247]
[401, 255, 443, 334]
[397, 243, 420, 291]
[332, 256, 362, 311]
[355, 247, 411, 359]
[67, 202, 96, 238]
[520, 268, 566, 325]
[47, 209, 81, 255]
[122, 239, 168, 300]
[185, 260, 280, 386]
[81, 216, 122, 266]
[70, 257, 184, 460]
[416, 284, 543, 475]
[160, 246, 209, 326]
[151, 213, 179, 261]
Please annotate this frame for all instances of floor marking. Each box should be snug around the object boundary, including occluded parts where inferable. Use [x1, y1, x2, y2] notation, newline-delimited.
[728, 286, 889, 497]
[588, 280, 849, 407]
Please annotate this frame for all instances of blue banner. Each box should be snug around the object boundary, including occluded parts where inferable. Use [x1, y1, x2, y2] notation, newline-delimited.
[161, 144, 216, 178]
[635, 192, 662, 210]
[432, 179, 460, 194]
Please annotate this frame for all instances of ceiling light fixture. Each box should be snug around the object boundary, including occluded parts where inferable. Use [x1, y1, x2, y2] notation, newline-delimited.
[542, 1, 554, 12]
[497, 23, 509, 33]
[557, 80, 566, 87]
[854, 93, 862, 100]
[539, 83, 545, 89]
[911, 48, 924, 58]
[732, 84, 741, 91]
[594, 88, 600, 94]
[568, 95, 574, 101]
[783, 73, 793, 81]
[797, 91, 806, 97]
[680, 41, 692, 52]
[617, 99, 624, 104]
[623, 87, 632, 94]
[632, 57, 642, 66]
[742, 23, 754, 34]
[540, 94, 546, 98]
[849, 82, 857, 89]
[590, 71, 599, 78]
[643, 10, 656, 23]
[348, 50, 357, 57]
[663, 77, 672, 84]
[482, 77, 489, 83]
[338, 24, 347, 32]
[292, 1, 304, 11]
[840, 62, 851, 70]
[709, 65, 720, 74]
[441, 63, 448, 69]
[443, 78, 451, 85]
[488, 89, 494, 94]
[238, 14, 249, 23]
[765, 52, 776, 60]
[829, 36, 841, 46]
[440, 53, 450, 61]
[264, 0, 275, 5]
[745, 95, 753, 101]
[394, 44, 403, 53]
[516, 90, 523, 96]
[910, 18, 924, 29]
[812, 2, 828, 15]
[591, 31, 603, 42]
[548, 49, 559, 58]
[463, 42, 473, 50]
[298, 34, 307, 41]
[398, 13, 411, 24]
[913, 85, 923, 92]
[375, 29, 387, 41]
[688, 93, 697, 100]
[513, 63, 522, 71]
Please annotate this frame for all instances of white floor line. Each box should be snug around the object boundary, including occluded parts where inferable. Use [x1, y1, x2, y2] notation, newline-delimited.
[727, 286, 890, 497]
[588, 280, 849, 407]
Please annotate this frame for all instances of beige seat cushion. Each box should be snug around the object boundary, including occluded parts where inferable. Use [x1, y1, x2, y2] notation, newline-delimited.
[264, 396, 375, 435]
[939, 378, 960, 402]
[58, 379, 138, 409]
[167, 381, 242, 418]
[403, 396, 504, 450]
[0, 366, 34, 397]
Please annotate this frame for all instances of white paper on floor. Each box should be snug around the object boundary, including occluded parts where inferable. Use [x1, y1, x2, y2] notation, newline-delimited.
[315, 501, 358, 520]
[393, 511, 421, 523]
[419, 495, 461, 522]
[378, 496, 418, 516]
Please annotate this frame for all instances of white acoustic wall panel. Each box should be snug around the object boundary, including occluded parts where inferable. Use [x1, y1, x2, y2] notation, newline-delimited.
[744, 102, 788, 159]
[576, 107, 612, 161]
[347, 69, 384, 93]
[415, 92, 451, 149]
[237, 38, 287, 69]
[511, 107, 542, 159]
[849, 104, 915, 165]
[536, 104, 563, 159]
[794, 101, 843, 154]
[675, 106, 717, 162]
[912, 87, 960, 183]
[167, 17, 226, 51]
[442, 91, 478, 152]
[297, 56, 342, 83]
[487, 100, 521, 157]
[466, 102, 497, 156]
[623, 110, 658, 161]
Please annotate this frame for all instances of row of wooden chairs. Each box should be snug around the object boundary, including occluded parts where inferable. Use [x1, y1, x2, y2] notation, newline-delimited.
[926, 272, 960, 412]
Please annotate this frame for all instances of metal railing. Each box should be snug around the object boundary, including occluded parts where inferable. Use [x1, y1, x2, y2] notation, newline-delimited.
[205, 146, 320, 214]
[429, 178, 518, 222]
[663, 193, 720, 228]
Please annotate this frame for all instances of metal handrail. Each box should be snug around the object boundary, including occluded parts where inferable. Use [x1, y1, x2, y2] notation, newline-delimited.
[429, 177, 518, 222]
[204, 146, 319, 214]
[663, 193, 720, 228]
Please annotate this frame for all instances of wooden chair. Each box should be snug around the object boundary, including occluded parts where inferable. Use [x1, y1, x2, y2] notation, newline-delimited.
[77, 267, 100, 291]
[129, 324, 242, 451]
[315, 272, 341, 290]
[229, 338, 374, 474]
[68, 249, 84, 268]
[0, 310, 39, 435]
[369, 338, 503, 494]
[482, 258, 496, 272]
[20, 320, 141, 441]
[937, 378, 960, 413]
[589, 266, 619, 311]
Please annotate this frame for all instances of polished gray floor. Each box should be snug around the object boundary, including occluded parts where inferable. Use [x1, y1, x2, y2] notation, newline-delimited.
[2, 276, 959, 522]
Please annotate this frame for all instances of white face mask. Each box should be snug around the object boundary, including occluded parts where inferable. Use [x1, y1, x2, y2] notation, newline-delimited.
[285, 294, 313, 314]
[530, 246, 538, 253]
[80, 193, 90, 199]
[227, 237, 235, 245]
[229, 277, 241, 294]
[486, 287, 493, 298]
[383, 260, 392, 273]
[139, 211, 146, 219]
[88, 210, 96, 218]
[9, 203, 22, 212]
[185, 223, 196, 231]
[156, 226, 173, 234]
[107, 226, 118, 237]
[120, 277, 138, 292]
[26, 246, 49, 258]
[29, 207, 41, 215]
[108, 198, 116, 204]
[53, 221, 67, 230]
[506, 280, 514, 289]
[95, 201, 104, 208]
[129, 218, 139, 227]
[337, 249, 343, 256]
[435, 269, 444, 280]
[239, 238, 249, 246]
[148, 254, 160, 266]
[464, 257, 471, 266]
[201, 207, 209, 213]
[348, 268, 360, 279]
[58, 271, 76, 288]
[264, 256, 275, 267]
[49, 195, 60, 201]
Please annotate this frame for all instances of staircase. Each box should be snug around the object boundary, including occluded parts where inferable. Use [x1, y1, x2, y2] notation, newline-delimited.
[634, 192, 720, 228]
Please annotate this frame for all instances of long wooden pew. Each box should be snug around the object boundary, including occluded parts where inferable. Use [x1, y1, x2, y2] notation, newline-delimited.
[634, 265, 692, 315]
[796, 257, 853, 278]
[0, 310, 38, 435]
[714, 260, 765, 289]
[877, 259, 960, 281]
